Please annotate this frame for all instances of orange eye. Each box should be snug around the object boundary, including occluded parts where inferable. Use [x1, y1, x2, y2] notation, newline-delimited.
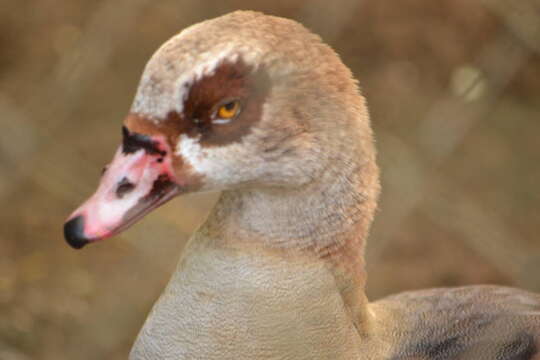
[217, 101, 240, 119]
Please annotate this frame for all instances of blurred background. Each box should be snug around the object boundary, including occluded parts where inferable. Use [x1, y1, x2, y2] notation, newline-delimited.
[1, 0, 539, 358]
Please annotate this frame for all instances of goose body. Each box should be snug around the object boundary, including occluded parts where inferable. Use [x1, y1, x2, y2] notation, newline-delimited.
[64, 11, 540, 359]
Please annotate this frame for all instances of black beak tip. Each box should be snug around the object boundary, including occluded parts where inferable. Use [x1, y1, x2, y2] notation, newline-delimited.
[64, 215, 89, 249]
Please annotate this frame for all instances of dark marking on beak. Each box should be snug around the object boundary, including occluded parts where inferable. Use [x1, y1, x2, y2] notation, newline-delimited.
[146, 174, 175, 200]
[116, 177, 135, 198]
[64, 215, 89, 249]
[122, 126, 166, 156]
[122, 174, 178, 222]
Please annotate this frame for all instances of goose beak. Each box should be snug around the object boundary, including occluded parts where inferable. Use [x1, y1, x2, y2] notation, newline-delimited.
[63, 127, 182, 249]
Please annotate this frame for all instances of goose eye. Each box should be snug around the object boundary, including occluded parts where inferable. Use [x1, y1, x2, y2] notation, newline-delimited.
[216, 101, 240, 121]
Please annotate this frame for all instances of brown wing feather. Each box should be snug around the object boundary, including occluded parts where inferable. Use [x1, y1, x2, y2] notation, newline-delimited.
[373, 286, 540, 359]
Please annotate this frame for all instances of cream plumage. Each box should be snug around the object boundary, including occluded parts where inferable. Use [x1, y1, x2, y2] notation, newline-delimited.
[64, 11, 540, 359]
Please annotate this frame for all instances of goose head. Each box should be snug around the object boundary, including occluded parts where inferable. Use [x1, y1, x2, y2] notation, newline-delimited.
[64, 11, 376, 249]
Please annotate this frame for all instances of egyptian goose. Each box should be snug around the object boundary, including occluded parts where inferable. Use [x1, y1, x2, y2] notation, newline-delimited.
[64, 11, 540, 359]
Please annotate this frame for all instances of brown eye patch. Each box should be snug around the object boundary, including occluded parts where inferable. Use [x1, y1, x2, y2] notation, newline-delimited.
[124, 58, 271, 153]
[181, 58, 271, 147]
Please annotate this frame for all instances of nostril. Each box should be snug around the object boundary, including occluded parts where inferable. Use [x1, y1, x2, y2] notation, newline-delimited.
[116, 177, 135, 198]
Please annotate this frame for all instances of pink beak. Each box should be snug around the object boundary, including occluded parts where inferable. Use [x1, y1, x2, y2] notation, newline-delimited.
[64, 127, 181, 249]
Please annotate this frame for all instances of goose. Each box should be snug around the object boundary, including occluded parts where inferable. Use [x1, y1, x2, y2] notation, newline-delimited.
[63, 11, 540, 360]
